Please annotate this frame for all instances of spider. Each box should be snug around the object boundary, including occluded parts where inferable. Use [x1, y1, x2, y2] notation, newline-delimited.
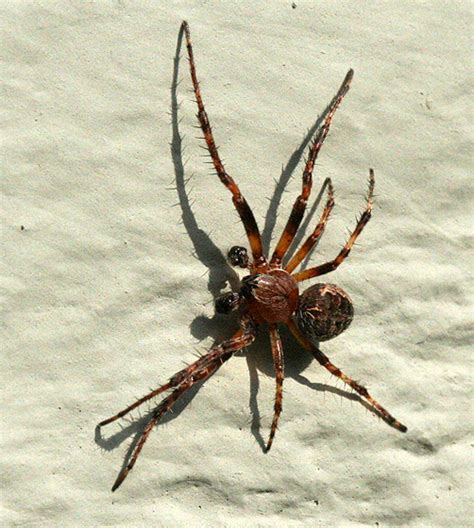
[98, 20, 407, 491]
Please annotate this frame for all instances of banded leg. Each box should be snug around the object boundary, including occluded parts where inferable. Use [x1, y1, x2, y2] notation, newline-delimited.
[181, 21, 265, 267]
[99, 321, 255, 427]
[285, 178, 335, 274]
[108, 323, 257, 491]
[112, 357, 227, 491]
[288, 319, 407, 432]
[99, 328, 246, 427]
[293, 169, 375, 282]
[265, 324, 284, 452]
[270, 69, 354, 267]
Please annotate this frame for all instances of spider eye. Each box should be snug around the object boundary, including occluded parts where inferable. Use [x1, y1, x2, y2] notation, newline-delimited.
[215, 292, 241, 315]
[227, 246, 249, 268]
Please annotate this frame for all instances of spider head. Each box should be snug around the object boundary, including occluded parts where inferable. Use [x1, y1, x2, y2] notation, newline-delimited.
[296, 283, 354, 342]
[227, 246, 249, 268]
[215, 291, 241, 315]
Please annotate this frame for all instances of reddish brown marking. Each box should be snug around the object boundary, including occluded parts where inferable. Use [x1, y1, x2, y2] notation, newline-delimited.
[296, 283, 354, 342]
[246, 270, 299, 324]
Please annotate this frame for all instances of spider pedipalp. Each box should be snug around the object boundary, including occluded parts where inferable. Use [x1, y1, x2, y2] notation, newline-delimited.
[215, 291, 241, 314]
[228, 245, 249, 268]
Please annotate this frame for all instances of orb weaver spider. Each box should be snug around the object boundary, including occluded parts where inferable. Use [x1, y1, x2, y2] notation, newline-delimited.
[98, 20, 407, 491]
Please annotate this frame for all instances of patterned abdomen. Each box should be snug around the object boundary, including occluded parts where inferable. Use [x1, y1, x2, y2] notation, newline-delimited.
[296, 283, 354, 342]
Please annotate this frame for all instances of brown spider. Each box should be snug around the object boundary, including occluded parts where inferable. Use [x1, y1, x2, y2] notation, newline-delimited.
[98, 21, 407, 491]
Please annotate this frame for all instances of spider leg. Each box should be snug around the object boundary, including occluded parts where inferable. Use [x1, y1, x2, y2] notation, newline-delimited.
[285, 178, 335, 274]
[288, 319, 407, 432]
[99, 320, 256, 427]
[111, 357, 226, 491]
[98, 334, 237, 427]
[293, 169, 375, 282]
[181, 21, 265, 267]
[265, 324, 285, 452]
[270, 69, 353, 268]
[108, 322, 257, 491]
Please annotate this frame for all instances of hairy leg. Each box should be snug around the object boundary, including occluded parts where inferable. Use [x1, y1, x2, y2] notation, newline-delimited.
[98, 326, 254, 427]
[288, 319, 407, 432]
[181, 21, 265, 267]
[107, 321, 257, 491]
[265, 324, 285, 452]
[285, 178, 335, 273]
[111, 357, 227, 491]
[293, 169, 375, 282]
[270, 69, 353, 267]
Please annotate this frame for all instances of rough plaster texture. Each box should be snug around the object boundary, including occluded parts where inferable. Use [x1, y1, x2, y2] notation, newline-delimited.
[2, 2, 472, 526]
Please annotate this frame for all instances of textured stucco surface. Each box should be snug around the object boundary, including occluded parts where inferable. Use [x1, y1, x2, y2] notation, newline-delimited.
[2, 2, 472, 526]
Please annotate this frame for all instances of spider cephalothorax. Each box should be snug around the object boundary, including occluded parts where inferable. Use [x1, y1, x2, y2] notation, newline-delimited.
[241, 270, 299, 324]
[218, 255, 354, 338]
[98, 21, 407, 491]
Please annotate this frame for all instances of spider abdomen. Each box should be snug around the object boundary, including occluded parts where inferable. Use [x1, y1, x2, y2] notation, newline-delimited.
[296, 283, 354, 342]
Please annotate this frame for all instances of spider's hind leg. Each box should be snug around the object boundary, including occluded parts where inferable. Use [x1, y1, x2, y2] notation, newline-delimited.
[288, 319, 407, 433]
[293, 169, 375, 282]
[285, 178, 335, 274]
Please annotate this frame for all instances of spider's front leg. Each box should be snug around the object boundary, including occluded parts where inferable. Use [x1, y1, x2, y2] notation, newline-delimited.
[271, 69, 353, 268]
[98, 331, 243, 428]
[182, 21, 266, 268]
